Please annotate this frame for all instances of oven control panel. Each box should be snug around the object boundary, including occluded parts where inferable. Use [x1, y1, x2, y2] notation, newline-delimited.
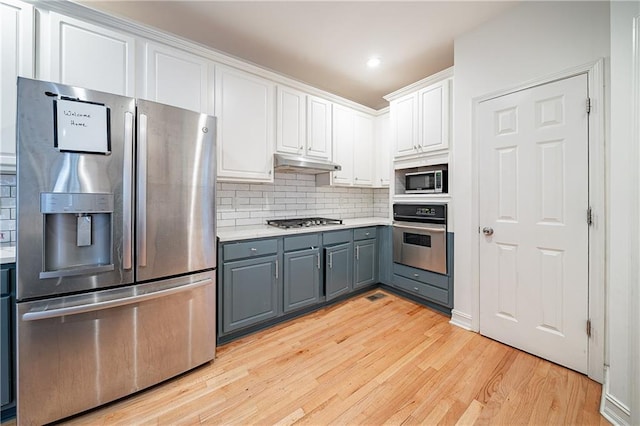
[393, 203, 446, 224]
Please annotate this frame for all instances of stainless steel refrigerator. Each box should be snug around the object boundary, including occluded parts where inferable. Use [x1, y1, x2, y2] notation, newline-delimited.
[15, 78, 217, 425]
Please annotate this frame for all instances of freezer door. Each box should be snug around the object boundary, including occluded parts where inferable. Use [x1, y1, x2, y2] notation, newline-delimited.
[136, 100, 216, 282]
[16, 78, 135, 301]
[17, 270, 216, 425]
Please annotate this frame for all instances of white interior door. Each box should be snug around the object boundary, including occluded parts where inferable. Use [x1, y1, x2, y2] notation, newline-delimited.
[478, 74, 589, 373]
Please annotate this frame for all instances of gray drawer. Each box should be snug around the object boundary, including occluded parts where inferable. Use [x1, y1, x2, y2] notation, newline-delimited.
[223, 238, 279, 262]
[322, 230, 352, 245]
[284, 234, 320, 252]
[393, 274, 449, 306]
[354, 227, 377, 241]
[393, 263, 448, 290]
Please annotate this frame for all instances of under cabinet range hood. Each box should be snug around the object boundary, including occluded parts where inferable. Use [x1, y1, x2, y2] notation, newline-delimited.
[273, 153, 341, 174]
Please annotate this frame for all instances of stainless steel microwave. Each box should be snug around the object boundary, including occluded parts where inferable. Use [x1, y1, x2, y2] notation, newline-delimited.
[405, 170, 447, 194]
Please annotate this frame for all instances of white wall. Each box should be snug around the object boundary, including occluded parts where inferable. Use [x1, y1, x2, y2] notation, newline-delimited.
[451, 0, 619, 416]
[609, 2, 640, 424]
[452, 0, 609, 326]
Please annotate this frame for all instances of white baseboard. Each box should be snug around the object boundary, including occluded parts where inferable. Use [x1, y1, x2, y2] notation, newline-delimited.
[449, 309, 475, 331]
[601, 366, 632, 426]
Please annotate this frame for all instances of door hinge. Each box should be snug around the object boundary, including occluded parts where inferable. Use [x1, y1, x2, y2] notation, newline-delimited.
[587, 319, 592, 338]
[586, 98, 592, 114]
[587, 207, 593, 226]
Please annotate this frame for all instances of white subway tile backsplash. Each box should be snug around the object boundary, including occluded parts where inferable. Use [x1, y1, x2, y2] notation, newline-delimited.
[216, 172, 389, 228]
[0, 173, 16, 245]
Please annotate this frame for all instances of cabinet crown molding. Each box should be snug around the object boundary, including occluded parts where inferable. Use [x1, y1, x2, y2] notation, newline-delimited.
[383, 67, 454, 102]
[27, 0, 378, 115]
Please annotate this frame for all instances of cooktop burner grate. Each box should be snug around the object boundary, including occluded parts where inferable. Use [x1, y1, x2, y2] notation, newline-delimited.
[266, 217, 343, 229]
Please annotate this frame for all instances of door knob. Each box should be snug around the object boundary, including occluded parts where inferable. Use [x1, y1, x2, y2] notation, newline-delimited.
[482, 227, 494, 236]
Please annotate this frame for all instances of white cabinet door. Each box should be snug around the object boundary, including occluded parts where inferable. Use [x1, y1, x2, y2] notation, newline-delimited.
[215, 65, 275, 182]
[48, 12, 135, 96]
[276, 85, 306, 155]
[353, 112, 373, 186]
[331, 104, 353, 185]
[1, 0, 33, 173]
[306, 95, 332, 160]
[419, 79, 449, 152]
[141, 41, 212, 113]
[374, 112, 391, 187]
[391, 93, 418, 158]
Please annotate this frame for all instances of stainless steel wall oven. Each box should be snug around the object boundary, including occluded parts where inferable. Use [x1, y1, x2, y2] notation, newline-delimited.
[393, 203, 447, 275]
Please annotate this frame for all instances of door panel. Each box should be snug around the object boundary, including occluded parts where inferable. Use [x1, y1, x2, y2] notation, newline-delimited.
[354, 239, 377, 288]
[136, 100, 216, 282]
[325, 243, 352, 300]
[223, 256, 278, 332]
[283, 248, 320, 312]
[479, 74, 589, 373]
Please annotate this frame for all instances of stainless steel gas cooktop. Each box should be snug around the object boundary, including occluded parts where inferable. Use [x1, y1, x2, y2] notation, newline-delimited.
[266, 217, 343, 229]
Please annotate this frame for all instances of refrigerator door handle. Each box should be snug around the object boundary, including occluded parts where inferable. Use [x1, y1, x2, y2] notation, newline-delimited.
[22, 277, 213, 321]
[123, 111, 134, 270]
[138, 113, 148, 267]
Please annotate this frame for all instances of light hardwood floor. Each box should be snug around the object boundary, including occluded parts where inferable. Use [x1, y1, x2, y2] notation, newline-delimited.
[7, 290, 609, 425]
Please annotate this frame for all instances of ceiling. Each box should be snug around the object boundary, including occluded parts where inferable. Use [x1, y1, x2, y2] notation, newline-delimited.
[80, 1, 518, 110]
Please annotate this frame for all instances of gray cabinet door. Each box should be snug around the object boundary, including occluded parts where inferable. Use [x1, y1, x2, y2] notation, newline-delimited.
[354, 239, 377, 289]
[325, 242, 352, 301]
[1, 296, 11, 406]
[222, 255, 278, 333]
[283, 248, 320, 313]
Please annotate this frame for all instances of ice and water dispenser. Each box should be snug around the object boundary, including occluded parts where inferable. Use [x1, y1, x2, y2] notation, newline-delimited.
[40, 192, 115, 278]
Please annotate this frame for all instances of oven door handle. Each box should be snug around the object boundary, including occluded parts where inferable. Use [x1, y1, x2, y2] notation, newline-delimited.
[393, 223, 446, 233]
[21, 278, 212, 321]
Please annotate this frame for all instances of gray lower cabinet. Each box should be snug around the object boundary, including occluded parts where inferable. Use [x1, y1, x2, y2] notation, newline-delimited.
[1, 263, 15, 418]
[283, 247, 320, 312]
[222, 255, 279, 333]
[219, 226, 385, 341]
[324, 242, 353, 301]
[354, 239, 377, 289]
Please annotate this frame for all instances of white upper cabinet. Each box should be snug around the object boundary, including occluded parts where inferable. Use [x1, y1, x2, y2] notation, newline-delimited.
[215, 64, 275, 182]
[306, 95, 332, 160]
[391, 93, 418, 158]
[46, 12, 135, 96]
[319, 104, 374, 188]
[276, 85, 306, 155]
[353, 112, 374, 186]
[331, 104, 354, 185]
[140, 40, 213, 114]
[388, 69, 452, 160]
[419, 79, 449, 152]
[374, 112, 391, 187]
[1, 0, 34, 173]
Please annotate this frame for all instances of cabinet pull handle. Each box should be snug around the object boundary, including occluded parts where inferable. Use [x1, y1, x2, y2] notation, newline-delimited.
[328, 252, 333, 269]
[365, 232, 370, 236]
[275, 259, 279, 279]
[250, 247, 257, 252]
[317, 252, 320, 269]
[413, 273, 419, 278]
[413, 287, 419, 292]
[356, 245, 360, 260]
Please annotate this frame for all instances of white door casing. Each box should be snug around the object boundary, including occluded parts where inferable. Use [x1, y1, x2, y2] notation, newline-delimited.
[478, 74, 589, 373]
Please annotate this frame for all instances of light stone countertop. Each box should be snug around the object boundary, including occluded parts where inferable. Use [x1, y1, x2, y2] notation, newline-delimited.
[217, 217, 391, 242]
[0, 246, 16, 264]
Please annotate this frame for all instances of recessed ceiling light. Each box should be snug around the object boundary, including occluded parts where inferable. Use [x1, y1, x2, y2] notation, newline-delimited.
[367, 57, 381, 68]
